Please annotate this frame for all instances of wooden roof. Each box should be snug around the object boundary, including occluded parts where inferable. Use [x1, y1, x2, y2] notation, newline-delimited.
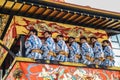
[0, 0, 120, 35]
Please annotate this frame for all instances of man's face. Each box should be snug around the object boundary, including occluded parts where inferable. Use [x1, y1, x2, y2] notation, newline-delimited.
[29, 31, 34, 36]
[102, 42, 108, 46]
[44, 32, 49, 38]
[69, 38, 74, 43]
[57, 36, 62, 41]
[80, 39, 86, 43]
[91, 38, 96, 43]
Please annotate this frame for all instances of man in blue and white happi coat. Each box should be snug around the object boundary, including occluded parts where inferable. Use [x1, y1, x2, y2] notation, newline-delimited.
[80, 36, 94, 65]
[56, 35, 69, 62]
[90, 36, 104, 65]
[102, 40, 115, 67]
[68, 37, 81, 63]
[40, 39, 49, 60]
[43, 31, 56, 60]
[25, 29, 43, 59]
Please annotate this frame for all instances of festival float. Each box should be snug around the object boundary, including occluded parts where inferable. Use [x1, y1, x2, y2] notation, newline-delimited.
[0, 0, 120, 80]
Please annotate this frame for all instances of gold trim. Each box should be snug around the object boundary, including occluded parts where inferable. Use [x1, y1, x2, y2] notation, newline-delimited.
[12, 57, 120, 70]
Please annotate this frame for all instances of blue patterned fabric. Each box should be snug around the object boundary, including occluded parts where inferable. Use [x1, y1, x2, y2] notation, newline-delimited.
[41, 43, 49, 59]
[93, 41, 104, 65]
[25, 35, 42, 59]
[45, 37, 56, 52]
[44, 37, 56, 60]
[56, 40, 69, 62]
[102, 46, 115, 66]
[81, 42, 94, 65]
[69, 42, 81, 62]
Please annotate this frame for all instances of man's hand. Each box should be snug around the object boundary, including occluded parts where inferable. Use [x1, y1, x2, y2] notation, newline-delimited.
[75, 54, 81, 59]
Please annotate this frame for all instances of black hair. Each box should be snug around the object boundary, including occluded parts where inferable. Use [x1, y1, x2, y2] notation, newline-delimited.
[57, 35, 63, 38]
[44, 31, 52, 35]
[90, 36, 97, 41]
[68, 36, 75, 39]
[102, 40, 112, 49]
[30, 29, 38, 36]
[80, 36, 87, 41]
[102, 40, 110, 44]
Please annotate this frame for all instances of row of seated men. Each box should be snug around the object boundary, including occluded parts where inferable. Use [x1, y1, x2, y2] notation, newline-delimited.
[25, 29, 115, 67]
